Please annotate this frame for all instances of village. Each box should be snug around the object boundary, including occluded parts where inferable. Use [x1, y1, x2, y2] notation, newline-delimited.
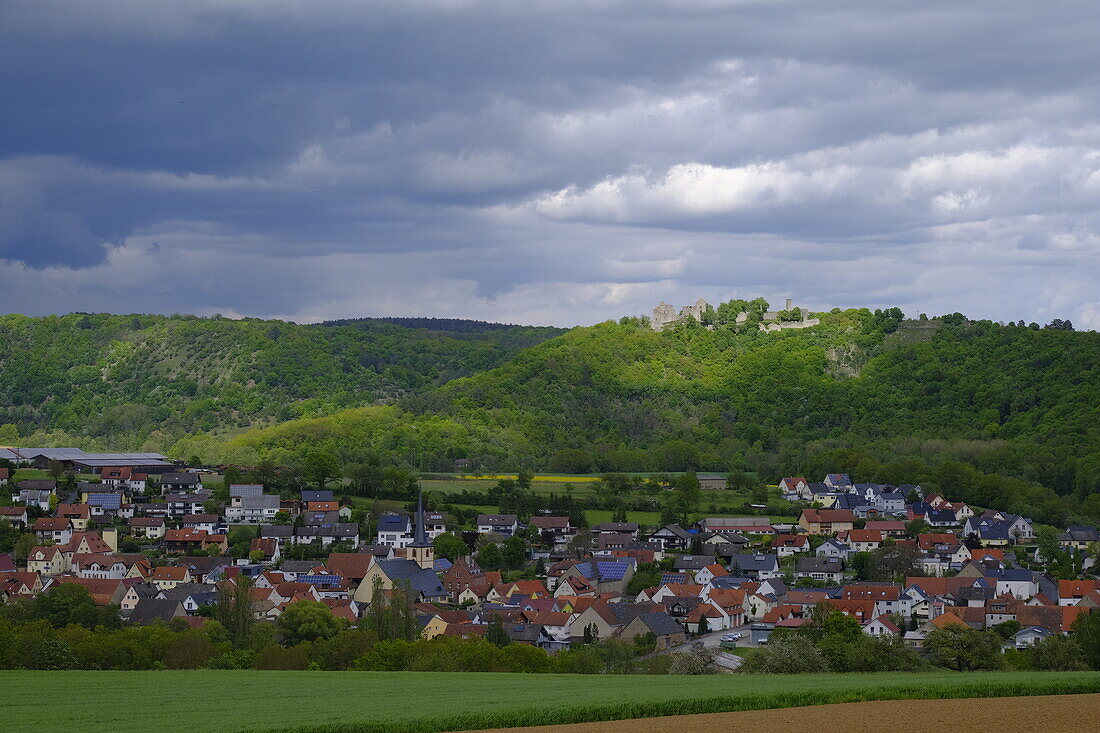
[1, 448, 1098, 671]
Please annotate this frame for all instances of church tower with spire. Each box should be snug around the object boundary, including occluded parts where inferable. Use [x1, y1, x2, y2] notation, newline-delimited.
[409, 488, 435, 570]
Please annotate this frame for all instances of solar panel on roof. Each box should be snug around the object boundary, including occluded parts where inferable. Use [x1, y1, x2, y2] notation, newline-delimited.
[298, 574, 342, 586]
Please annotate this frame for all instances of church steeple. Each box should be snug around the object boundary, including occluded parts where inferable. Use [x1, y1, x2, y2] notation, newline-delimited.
[409, 487, 434, 570]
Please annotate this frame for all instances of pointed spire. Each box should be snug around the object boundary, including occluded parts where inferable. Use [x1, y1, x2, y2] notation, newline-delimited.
[413, 486, 427, 546]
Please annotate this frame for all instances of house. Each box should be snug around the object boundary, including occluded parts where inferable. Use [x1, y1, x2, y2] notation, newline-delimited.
[158, 472, 202, 492]
[182, 514, 220, 533]
[795, 557, 844, 583]
[843, 529, 883, 553]
[569, 601, 660, 641]
[420, 511, 447, 540]
[990, 568, 1039, 599]
[779, 477, 809, 498]
[164, 492, 212, 518]
[128, 516, 166, 539]
[156, 583, 219, 614]
[963, 513, 1034, 543]
[33, 517, 73, 545]
[557, 559, 635, 595]
[592, 522, 640, 539]
[164, 528, 227, 554]
[816, 537, 850, 560]
[99, 466, 148, 492]
[229, 484, 265, 501]
[129, 598, 186, 625]
[1013, 626, 1053, 649]
[694, 563, 728, 586]
[841, 584, 902, 616]
[648, 524, 694, 551]
[72, 553, 151, 579]
[15, 487, 53, 511]
[150, 565, 192, 590]
[771, 534, 810, 557]
[477, 514, 520, 536]
[725, 553, 781, 580]
[1, 571, 43, 598]
[376, 510, 413, 545]
[46, 577, 124, 606]
[824, 473, 853, 489]
[618, 611, 686, 650]
[26, 546, 67, 575]
[863, 614, 900, 637]
[528, 516, 575, 546]
[294, 523, 360, 546]
[798, 508, 856, 535]
[695, 517, 772, 534]
[224, 494, 280, 523]
[1060, 526, 1100, 550]
[0, 506, 29, 529]
[1058, 580, 1100, 606]
[250, 538, 281, 563]
[865, 520, 906, 538]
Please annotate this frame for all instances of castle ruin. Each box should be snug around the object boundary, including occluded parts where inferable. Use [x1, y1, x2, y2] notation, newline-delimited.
[651, 297, 708, 331]
[650, 296, 820, 332]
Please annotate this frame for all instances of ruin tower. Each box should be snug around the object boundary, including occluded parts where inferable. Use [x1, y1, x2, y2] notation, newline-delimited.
[651, 302, 677, 331]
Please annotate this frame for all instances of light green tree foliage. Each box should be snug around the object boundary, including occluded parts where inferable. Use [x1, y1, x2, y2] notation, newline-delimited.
[277, 601, 346, 645]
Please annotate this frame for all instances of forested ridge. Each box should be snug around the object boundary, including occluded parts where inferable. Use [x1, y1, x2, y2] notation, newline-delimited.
[0, 313, 563, 449]
[196, 309, 1100, 525]
[3, 307, 1099, 525]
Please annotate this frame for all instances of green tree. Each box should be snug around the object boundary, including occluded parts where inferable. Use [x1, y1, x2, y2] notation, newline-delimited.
[486, 614, 511, 648]
[277, 600, 346, 644]
[478, 542, 503, 571]
[925, 625, 1003, 671]
[742, 634, 828, 673]
[501, 535, 527, 570]
[904, 518, 930, 537]
[32, 584, 118, 629]
[433, 532, 469, 561]
[1026, 634, 1087, 671]
[301, 450, 342, 490]
[215, 575, 255, 648]
[1071, 610, 1100, 670]
[1034, 525, 1062, 563]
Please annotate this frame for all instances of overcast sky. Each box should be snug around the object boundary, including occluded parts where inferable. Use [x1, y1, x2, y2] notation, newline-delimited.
[2, 1, 1099, 328]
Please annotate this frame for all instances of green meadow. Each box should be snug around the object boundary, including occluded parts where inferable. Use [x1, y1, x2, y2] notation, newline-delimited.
[6, 670, 1100, 732]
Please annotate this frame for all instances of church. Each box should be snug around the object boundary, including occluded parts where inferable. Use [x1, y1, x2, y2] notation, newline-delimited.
[353, 491, 448, 604]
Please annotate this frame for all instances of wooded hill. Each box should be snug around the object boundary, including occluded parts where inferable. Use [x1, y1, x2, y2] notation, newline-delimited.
[196, 308, 1100, 525]
[4, 307, 1099, 525]
[0, 313, 563, 449]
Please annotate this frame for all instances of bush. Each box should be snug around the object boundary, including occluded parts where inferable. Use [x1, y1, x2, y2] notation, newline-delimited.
[742, 635, 828, 674]
[925, 626, 1004, 671]
[1027, 635, 1088, 671]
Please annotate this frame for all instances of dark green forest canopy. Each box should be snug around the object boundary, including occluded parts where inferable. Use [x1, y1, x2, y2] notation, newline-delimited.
[0, 313, 564, 447]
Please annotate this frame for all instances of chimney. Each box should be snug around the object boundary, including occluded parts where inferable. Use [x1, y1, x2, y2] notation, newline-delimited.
[785, 298, 793, 310]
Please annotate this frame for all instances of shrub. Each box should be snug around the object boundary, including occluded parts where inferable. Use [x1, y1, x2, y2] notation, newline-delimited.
[742, 635, 828, 674]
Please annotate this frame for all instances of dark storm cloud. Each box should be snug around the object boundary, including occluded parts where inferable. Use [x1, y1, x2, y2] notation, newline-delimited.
[0, 0, 1098, 326]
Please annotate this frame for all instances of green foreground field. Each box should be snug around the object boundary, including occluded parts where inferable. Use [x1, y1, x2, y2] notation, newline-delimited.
[8, 670, 1100, 733]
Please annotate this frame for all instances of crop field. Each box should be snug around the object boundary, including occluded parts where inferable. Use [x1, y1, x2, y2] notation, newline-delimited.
[6, 670, 1100, 733]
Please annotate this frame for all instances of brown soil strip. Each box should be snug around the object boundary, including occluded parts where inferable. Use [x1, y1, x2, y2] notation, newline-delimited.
[459, 693, 1100, 733]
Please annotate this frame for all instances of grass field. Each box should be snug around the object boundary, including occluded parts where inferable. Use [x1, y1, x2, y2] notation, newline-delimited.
[6, 670, 1100, 733]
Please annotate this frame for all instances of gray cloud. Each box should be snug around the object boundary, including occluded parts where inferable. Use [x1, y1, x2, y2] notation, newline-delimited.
[0, 0, 1098, 327]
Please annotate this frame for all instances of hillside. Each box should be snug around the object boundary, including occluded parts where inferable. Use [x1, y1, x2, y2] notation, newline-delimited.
[208, 309, 1100, 523]
[0, 313, 564, 449]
